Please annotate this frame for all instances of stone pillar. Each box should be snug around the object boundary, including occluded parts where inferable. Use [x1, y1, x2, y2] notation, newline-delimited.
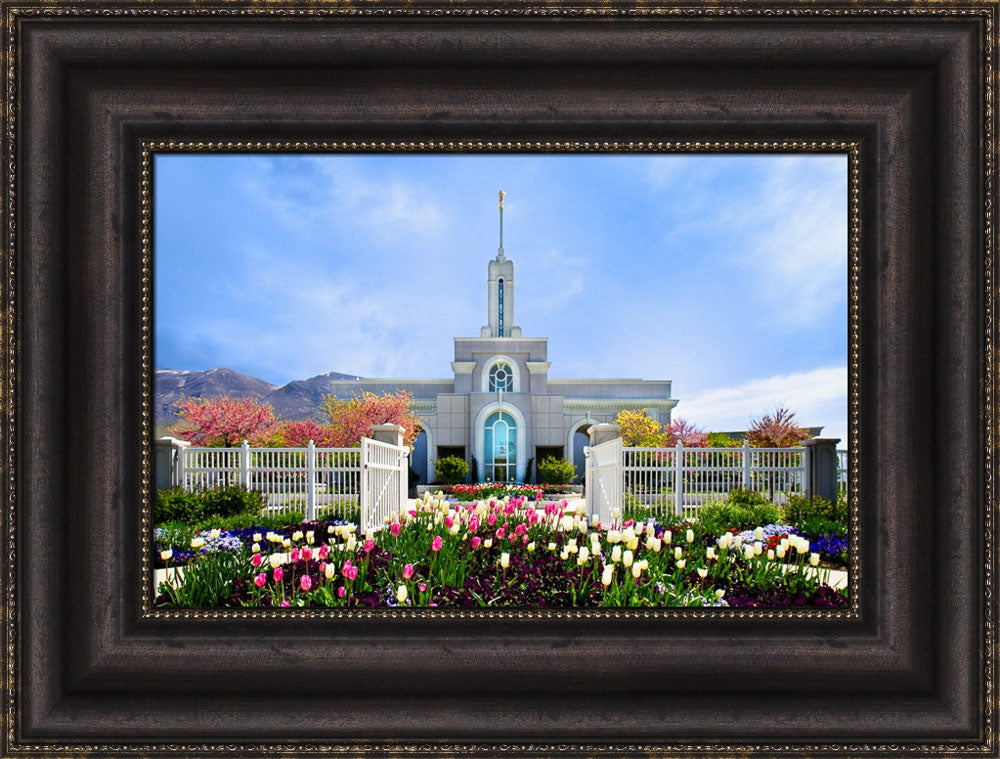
[588, 423, 621, 447]
[371, 423, 406, 447]
[801, 437, 841, 502]
[153, 436, 190, 492]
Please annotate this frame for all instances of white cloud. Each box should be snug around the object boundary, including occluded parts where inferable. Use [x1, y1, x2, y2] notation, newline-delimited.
[675, 365, 848, 444]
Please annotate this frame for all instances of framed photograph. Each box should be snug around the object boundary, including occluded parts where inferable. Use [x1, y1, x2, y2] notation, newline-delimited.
[2, 0, 995, 754]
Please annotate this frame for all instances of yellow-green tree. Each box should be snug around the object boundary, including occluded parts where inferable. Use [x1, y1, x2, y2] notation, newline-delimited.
[614, 408, 666, 447]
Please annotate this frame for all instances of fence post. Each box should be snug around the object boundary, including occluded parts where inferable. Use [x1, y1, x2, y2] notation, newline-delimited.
[359, 437, 369, 533]
[742, 438, 751, 490]
[306, 439, 316, 522]
[802, 443, 812, 496]
[240, 439, 251, 489]
[801, 437, 841, 502]
[674, 441, 684, 518]
[583, 446, 592, 517]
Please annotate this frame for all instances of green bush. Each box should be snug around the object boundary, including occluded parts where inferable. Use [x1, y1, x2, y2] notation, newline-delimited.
[782, 494, 847, 530]
[794, 516, 846, 540]
[198, 485, 266, 520]
[537, 456, 577, 484]
[697, 491, 783, 535]
[154, 488, 206, 525]
[434, 456, 469, 485]
[154, 484, 266, 526]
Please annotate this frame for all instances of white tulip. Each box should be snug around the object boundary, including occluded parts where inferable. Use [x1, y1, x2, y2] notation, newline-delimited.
[767, 549, 775, 561]
[753, 541, 763, 556]
[715, 589, 726, 599]
[754, 526, 764, 541]
[269, 553, 283, 569]
[396, 585, 408, 603]
[292, 531, 303, 541]
[449, 523, 459, 536]
[160, 549, 173, 561]
[607, 530, 622, 544]
[251, 543, 261, 554]
[190, 537, 205, 549]
[744, 545, 755, 560]
[734, 535, 744, 548]
[631, 563, 642, 579]
[612, 545, 622, 563]
[500, 552, 510, 568]
[697, 567, 708, 579]
[527, 541, 536, 552]
[705, 546, 716, 560]
[253, 533, 263, 542]
[776, 545, 786, 559]
[547, 542, 557, 552]
[209, 529, 221, 540]
[645, 523, 656, 537]
[601, 565, 614, 586]
[324, 563, 335, 579]
[675, 559, 686, 569]
[484, 538, 493, 549]
[611, 507, 621, 520]
[809, 552, 821, 567]
[663, 530, 672, 544]
[674, 546, 683, 560]
[623, 550, 634, 568]
[560, 550, 570, 561]
[686, 529, 695, 543]
[578, 547, 590, 563]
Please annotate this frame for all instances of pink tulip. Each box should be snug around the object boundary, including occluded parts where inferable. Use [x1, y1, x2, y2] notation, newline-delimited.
[471, 536, 482, 549]
[290, 549, 301, 563]
[496, 528, 505, 540]
[403, 563, 414, 579]
[469, 517, 479, 532]
[253, 572, 267, 587]
[489, 500, 495, 508]
[431, 536, 443, 552]
[346, 566, 359, 580]
[342, 559, 353, 572]
[364, 539, 374, 553]
[515, 524, 526, 536]
[300, 575, 312, 591]
[444, 516, 454, 528]
[522, 535, 530, 544]
[337, 586, 346, 598]
[251, 554, 263, 567]
[390, 522, 401, 537]
[273, 567, 284, 582]
[302, 547, 312, 561]
[487, 514, 497, 526]
[318, 545, 329, 560]
[279, 600, 290, 607]
[319, 562, 327, 574]
[419, 582, 427, 591]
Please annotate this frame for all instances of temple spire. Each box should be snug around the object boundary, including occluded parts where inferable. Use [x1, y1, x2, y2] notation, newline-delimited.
[497, 189, 505, 259]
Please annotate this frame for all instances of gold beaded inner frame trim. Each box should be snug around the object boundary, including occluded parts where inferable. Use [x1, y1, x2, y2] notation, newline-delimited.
[140, 139, 862, 621]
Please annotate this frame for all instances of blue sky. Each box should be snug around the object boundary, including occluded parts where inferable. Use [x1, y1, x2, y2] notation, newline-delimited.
[155, 153, 848, 442]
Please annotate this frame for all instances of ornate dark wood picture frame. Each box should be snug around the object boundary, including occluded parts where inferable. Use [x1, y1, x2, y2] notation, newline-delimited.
[1, 1, 996, 755]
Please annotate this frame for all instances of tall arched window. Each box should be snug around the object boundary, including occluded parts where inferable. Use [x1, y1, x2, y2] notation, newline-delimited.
[497, 278, 505, 337]
[484, 410, 517, 482]
[488, 362, 513, 392]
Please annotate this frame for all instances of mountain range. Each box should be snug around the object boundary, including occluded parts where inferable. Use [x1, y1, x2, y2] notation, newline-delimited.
[155, 367, 360, 427]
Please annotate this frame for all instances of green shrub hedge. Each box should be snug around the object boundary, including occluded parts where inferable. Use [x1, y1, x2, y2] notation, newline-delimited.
[154, 484, 266, 526]
[434, 456, 469, 485]
[537, 456, 577, 484]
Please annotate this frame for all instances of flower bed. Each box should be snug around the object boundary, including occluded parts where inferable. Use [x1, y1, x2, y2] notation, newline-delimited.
[154, 493, 849, 609]
[441, 483, 574, 501]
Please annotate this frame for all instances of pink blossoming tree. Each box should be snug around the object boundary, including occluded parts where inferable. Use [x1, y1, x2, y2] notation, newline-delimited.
[171, 395, 278, 447]
[321, 390, 421, 448]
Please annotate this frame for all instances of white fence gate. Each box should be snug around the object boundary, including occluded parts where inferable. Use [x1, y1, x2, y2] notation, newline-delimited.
[176, 437, 408, 531]
[584, 437, 623, 527]
[360, 438, 409, 533]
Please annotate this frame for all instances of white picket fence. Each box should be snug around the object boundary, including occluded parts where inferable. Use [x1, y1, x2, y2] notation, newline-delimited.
[178, 438, 407, 532]
[586, 439, 810, 524]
